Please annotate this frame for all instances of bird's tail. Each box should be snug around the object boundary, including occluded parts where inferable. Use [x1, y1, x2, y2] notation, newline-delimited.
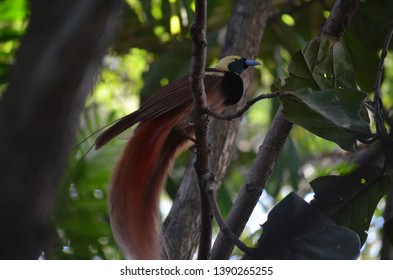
[109, 111, 192, 259]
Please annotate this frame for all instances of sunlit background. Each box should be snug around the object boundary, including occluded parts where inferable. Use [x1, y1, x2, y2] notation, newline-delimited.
[0, 0, 392, 259]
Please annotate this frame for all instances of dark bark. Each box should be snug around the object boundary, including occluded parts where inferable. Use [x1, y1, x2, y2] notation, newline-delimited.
[189, 0, 212, 260]
[210, 108, 293, 259]
[319, 0, 359, 38]
[163, 160, 201, 260]
[0, 0, 122, 259]
[164, 0, 272, 259]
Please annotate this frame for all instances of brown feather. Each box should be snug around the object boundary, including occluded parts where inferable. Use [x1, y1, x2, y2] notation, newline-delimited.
[96, 57, 249, 259]
[94, 68, 232, 149]
[109, 105, 193, 259]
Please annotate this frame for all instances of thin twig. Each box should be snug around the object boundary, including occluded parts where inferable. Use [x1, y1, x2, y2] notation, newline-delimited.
[191, 0, 268, 260]
[204, 174, 255, 257]
[373, 21, 393, 167]
[205, 92, 288, 120]
[373, 21, 393, 133]
[189, 0, 212, 260]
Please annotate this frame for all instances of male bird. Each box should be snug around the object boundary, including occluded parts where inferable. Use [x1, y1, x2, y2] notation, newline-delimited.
[95, 55, 260, 259]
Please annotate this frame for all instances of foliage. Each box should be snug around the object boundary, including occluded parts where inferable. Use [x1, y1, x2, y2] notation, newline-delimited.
[0, 0, 28, 88]
[277, 36, 371, 151]
[311, 166, 391, 245]
[256, 192, 361, 260]
[1, 0, 393, 259]
[257, 30, 391, 259]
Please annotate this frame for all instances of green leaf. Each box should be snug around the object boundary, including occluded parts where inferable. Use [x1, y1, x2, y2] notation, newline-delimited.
[53, 109, 125, 259]
[344, 0, 393, 91]
[0, 0, 28, 21]
[310, 166, 391, 245]
[279, 50, 321, 90]
[281, 88, 371, 151]
[301, 36, 356, 89]
[275, 37, 369, 151]
[0, 28, 23, 42]
[266, 137, 300, 197]
[255, 192, 360, 260]
[275, 36, 357, 92]
[217, 185, 234, 218]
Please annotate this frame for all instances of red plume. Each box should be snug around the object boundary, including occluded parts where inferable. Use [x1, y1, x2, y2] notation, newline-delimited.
[108, 105, 193, 259]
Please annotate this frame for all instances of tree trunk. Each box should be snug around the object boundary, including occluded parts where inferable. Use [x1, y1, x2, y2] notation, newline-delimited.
[0, 0, 122, 259]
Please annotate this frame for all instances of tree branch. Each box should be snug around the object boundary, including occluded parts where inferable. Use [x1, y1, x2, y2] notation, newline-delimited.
[205, 92, 289, 121]
[188, 0, 212, 260]
[210, 107, 293, 259]
[319, 0, 359, 38]
[211, 0, 360, 259]
[373, 21, 393, 166]
[189, 0, 255, 260]
[163, 0, 272, 259]
[373, 23, 393, 259]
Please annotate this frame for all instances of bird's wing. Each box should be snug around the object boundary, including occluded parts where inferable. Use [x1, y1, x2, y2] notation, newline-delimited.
[134, 68, 227, 121]
[95, 68, 225, 149]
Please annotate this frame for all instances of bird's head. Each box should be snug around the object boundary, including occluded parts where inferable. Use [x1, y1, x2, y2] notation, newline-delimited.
[215, 55, 260, 75]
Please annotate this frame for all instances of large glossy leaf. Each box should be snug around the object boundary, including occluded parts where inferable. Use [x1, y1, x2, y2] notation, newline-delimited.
[275, 36, 357, 92]
[274, 50, 320, 91]
[276, 37, 373, 150]
[310, 166, 391, 245]
[301, 36, 356, 90]
[255, 192, 360, 260]
[344, 0, 393, 91]
[281, 88, 371, 151]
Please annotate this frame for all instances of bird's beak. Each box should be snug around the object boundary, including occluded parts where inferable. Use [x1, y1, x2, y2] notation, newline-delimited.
[245, 59, 261, 67]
